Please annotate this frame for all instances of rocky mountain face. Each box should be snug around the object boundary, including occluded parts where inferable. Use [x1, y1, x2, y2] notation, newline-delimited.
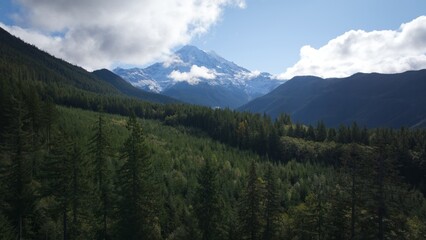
[114, 45, 283, 108]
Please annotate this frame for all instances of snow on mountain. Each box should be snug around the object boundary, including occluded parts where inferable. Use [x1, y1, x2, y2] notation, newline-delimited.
[113, 45, 284, 107]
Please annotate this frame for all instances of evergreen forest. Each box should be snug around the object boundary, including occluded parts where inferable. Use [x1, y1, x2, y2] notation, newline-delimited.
[0, 26, 426, 240]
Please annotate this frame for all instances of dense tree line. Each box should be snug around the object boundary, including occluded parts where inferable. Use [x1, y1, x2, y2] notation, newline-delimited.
[0, 48, 425, 239]
[1, 84, 425, 239]
[2, 26, 426, 239]
[2, 62, 425, 197]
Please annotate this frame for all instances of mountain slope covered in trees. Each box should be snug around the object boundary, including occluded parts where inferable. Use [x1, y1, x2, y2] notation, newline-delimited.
[1, 26, 426, 240]
[239, 71, 426, 128]
[0, 27, 178, 104]
[92, 69, 178, 104]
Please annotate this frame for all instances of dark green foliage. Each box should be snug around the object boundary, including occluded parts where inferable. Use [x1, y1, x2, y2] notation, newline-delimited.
[115, 114, 161, 240]
[0, 96, 37, 239]
[1, 27, 426, 239]
[195, 158, 223, 240]
[239, 71, 426, 128]
[89, 112, 113, 239]
[0, 27, 176, 106]
[42, 98, 59, 152]
[42, 133, 90, 239]
[92, 69, 178, 104]
[263, 164, 281, 240]
[0, 212, 15, 240]
[1, 102, 426, 239]
[316, 121, 327, 142]
[239, 161, 264, 240]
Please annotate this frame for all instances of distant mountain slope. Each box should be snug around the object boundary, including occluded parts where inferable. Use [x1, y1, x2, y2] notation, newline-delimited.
[162, 82, 248, 108]
[0, 27, 177, 104]
[92, 69, 178, 104]
[239, 70, 426, 128]
[114, 45, 283, 108]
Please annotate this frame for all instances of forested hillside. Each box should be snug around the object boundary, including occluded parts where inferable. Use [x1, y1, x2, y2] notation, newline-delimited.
[1, 26, 426, 240]
[239, 71, 426, 128]
[1, 76, 426, 239]
[0, 27, 178, 105]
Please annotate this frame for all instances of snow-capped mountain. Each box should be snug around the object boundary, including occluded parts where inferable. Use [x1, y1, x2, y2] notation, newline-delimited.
[114, 45, 283, 108]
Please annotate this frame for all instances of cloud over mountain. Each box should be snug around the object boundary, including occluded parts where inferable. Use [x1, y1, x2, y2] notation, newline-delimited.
[168, 65, 217, 85]
[1, 0, 245, 70]
[279, 16, 426, 79]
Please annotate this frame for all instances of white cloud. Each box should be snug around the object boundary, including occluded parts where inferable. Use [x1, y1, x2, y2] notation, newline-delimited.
[162, 54, 185, 68]
[1, 0, 246, 70]
[235, 70, 261, 80]
[279, 16, 426, 79]
[168, 65, 217, 84]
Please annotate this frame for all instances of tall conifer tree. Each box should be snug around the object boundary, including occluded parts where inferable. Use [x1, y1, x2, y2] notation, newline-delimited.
[195, 157, 223, 240]
[239, 161, 264, 240]
[89, 112, 112, 240]
[116, 113, 161, 240]
[263, 164, 280, 240]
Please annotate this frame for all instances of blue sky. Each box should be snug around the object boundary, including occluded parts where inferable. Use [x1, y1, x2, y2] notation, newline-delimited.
[192, 0, 426, 73]
[1, 0, 426, 78]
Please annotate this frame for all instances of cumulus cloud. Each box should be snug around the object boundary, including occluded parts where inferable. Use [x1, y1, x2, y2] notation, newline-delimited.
[279, 16, 426, 79]
[168, 65, 217, 84]
[162, 54, 185, 68]
[2, 0, 245, 70]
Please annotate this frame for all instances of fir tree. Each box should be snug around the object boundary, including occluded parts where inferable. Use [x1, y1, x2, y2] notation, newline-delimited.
[42, 132, 73, 240]
[239, 161, 264, 240]
[195, 157, 223, 240]
[89, 112, 112, 240]
[263, 164, 281, 240]
[316, 121, 327, 142]
[41, 98, 58, 153]
[0, 96, 36, 239]
[69, 143, 90, 240]
[115, 113, 161, 240]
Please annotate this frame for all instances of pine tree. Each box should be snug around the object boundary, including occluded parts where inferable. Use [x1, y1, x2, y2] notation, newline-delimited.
[116, 114, 161, 240]
[239, 161, 264, 240]
[311, 175, 328, 240]
[337, 125, 350, 143]
[370, 129, 407, 239]
[327, 128, 337, 142]
[316, 121, 327, 142]
[41, 98, 58, 153]
[195, 157, 223, 240]
[263, 164, 281, 240]
[340, 143, 368, 239]
[372, 131, 402, 240]
[0, 77, 12, 143]
[0, 96, 36, 239]
[23, 89, 43, 179]
[69, 143, 90, 240]
[42, 133, 89, 240]
[306, 125, 316, 141]
[42, 132, 73, 240]
[89, 112, 112, 240]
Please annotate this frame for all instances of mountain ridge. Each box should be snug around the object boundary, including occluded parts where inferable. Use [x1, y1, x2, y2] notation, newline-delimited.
[239, 70, 426, 128]
[114, 45, 283, 108]
[92, 69, 178, 104]
[0, 26, 178, 105]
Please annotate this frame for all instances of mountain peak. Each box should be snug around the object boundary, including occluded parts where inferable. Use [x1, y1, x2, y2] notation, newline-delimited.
[114, 45, 283, 108]
[176, 45, 206, 58]
[177, 45, 203, 52]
